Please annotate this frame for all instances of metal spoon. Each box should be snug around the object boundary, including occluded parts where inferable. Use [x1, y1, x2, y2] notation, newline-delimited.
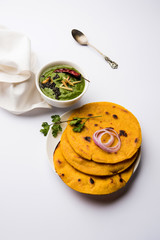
[71, 29, 118, 69]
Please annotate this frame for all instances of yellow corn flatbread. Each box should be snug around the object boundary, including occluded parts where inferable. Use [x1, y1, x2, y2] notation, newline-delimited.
[53, 142, 135, 195]
[66, 102, 142, 164]
[61, 129, 138, 176]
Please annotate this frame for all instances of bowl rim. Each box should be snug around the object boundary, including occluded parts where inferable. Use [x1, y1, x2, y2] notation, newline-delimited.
[36, 60, 89, 103]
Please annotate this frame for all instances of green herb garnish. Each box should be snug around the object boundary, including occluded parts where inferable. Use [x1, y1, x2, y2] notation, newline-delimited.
[51, 124, 62, 137]
[70, 118, 89, 132]
[51, 114, 61, 123]
[69, 117, 82, 126]
[40, 122, 50, 136]
[72, 122, 86, 132]
[40, 115, 101, 138]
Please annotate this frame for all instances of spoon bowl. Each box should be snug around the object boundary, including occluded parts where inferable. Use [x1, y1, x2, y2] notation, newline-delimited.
[71, 29, 88, 46]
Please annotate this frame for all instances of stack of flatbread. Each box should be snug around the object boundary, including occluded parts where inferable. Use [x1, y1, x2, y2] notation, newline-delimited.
[53, 102, 142, 195]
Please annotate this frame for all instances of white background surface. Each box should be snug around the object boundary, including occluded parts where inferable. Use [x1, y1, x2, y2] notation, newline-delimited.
[0, 0, 160, 239]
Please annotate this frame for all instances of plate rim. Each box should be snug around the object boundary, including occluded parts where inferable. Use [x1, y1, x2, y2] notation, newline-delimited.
[46, 110, 74, 170]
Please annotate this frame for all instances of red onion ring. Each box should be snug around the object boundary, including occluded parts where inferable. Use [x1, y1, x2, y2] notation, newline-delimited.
[94, 130, 114, 147]
[93, 128, 121, 153]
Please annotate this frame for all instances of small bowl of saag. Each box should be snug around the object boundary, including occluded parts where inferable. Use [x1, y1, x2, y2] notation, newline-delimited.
[36, 60, 89, 108]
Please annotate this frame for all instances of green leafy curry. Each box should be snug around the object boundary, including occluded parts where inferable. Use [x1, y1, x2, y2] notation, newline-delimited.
[39, 65, 85, 101]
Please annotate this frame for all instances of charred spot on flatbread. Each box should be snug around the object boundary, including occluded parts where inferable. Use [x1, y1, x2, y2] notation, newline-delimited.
[113, 114, 118, 119]
[84, 136, 91, 142]
[119, 174, 124, 183]
[106, 127, 114, 130]
[135, 138, 138, 143]
[122, 109, 128, 113]
[119, 130, 127, 137]
[90, 178, 95, 184]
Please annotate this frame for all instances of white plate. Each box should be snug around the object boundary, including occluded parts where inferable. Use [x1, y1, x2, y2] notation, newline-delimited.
[46, 110, 141, 173]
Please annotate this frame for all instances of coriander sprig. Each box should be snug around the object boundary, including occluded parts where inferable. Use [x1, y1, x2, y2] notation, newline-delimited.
[40, 114, 102, 138]
[71, 118, 88, 132]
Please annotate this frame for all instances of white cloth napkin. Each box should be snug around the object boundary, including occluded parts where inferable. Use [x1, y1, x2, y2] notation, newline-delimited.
[0, 26, 51, 114]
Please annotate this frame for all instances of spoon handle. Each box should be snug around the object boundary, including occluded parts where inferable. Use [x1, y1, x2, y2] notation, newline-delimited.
[88, 43, 118, 69]
[104, 56, 118, 69]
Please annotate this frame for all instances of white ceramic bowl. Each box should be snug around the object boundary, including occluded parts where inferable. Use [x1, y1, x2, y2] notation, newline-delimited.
[36, 60, 89, 108]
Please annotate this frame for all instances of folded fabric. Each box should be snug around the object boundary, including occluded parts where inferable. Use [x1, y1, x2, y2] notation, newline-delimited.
[0, 26, 51, 114]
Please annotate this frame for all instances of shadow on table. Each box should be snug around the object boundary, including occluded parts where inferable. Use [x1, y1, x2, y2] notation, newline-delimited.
[18, 100, 84, 117]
